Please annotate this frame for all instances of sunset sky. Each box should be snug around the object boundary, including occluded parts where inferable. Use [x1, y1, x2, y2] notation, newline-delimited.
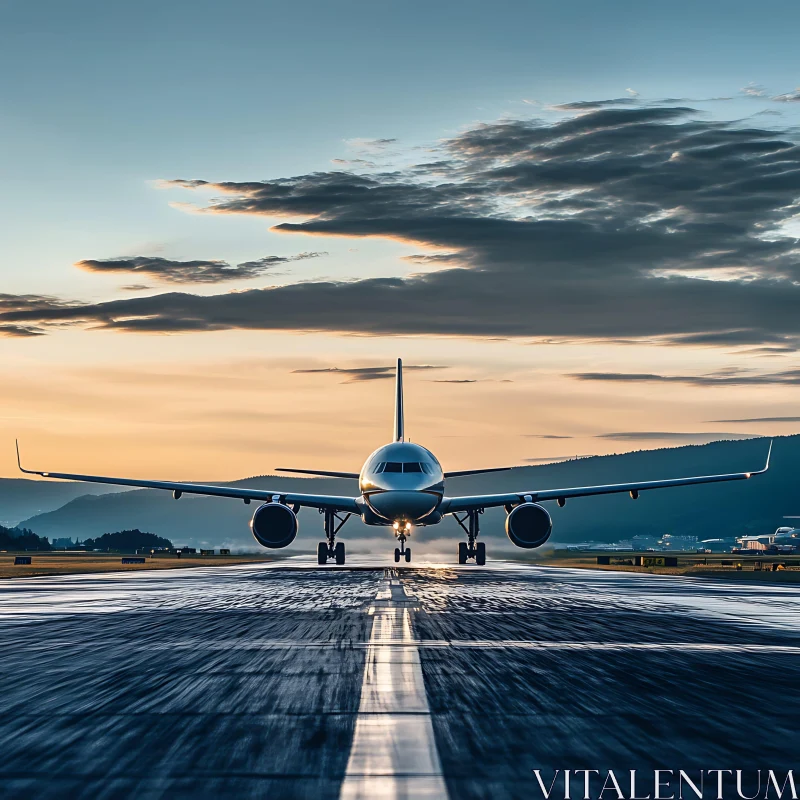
[2, 0, 800, 480]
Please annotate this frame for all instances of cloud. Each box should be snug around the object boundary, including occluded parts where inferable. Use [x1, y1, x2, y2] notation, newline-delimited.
[331, 158, 377, 168]
[354, 138, 397, 147]
[291, 365, 445, 383]
[550, 98, 640, 110]
[75, 252, 326, 284]
[524, 434, 573, 439]
[571, 370, 800, 386]
[772, 88, 800, 103]
[595, 431, 761, 442]
[0, 324, 45, 337]
[708, 416, 800, 423]
[430, 379, 477, 383]
[740, 82, 768, 98]
[5, 104, 800, 343]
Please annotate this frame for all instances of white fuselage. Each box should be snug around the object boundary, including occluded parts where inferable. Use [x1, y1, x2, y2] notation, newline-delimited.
[358, 442, 445, 527]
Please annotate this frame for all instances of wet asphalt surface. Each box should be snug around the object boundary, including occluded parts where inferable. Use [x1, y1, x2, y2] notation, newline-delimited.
[1, 559, 800, 799]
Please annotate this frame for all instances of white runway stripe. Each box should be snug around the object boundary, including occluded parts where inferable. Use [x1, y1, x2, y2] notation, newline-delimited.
[340, 575, 448, 800]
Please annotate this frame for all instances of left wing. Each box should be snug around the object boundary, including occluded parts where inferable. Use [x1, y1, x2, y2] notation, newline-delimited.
[442, 440, 772, 514]
[16, 442, 359, 513]
[276, 468, 360, 479]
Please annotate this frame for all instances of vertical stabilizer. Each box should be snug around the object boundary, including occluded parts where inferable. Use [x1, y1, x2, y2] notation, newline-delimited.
[394, 358, 404, 442]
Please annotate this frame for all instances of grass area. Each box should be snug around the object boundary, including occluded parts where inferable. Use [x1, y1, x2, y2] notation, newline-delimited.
[0, 552, 274, 579]
[536, 550, 800, 582]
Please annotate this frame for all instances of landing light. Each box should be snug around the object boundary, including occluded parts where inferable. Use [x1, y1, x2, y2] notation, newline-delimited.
[393, 522, 400, 530]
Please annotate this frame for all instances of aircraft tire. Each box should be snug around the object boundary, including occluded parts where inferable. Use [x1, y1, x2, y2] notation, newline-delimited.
[394, 548, 401, 563]
[317, 542, 328, 565]
[335, 541, 345, 565]
[476, 542, 486, 566]
[405, 548, 411, 563]
[458, 542, 468, 564]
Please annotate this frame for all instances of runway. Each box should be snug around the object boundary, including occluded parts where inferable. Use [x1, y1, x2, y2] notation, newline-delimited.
[1, 558, 799, 799]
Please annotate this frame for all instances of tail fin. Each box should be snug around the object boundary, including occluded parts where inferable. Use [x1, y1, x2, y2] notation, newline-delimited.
[394, 358, 404, 442]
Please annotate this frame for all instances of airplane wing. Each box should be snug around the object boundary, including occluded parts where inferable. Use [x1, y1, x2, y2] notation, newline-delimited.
[276, 468, 360, 479]
[442, 440, 772, 514]
[16, 442, 359, 513]
[444, 466, 517, 479]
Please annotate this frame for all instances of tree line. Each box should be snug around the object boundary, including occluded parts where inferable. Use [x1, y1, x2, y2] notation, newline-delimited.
[1, 526, 172, 552]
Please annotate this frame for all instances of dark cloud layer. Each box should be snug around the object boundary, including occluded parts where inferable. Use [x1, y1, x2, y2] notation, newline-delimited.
[0, 324, 44, 337]
[710, 416, 800, 423]
[76, 252, 325, 284]
[292, 365, 444, 383]
[572, 370, 800, 386]
[5, 104, 800, 343]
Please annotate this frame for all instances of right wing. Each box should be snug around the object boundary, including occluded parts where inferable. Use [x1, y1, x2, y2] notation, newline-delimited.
[442, 440, 772, 514]
[16, 441, 359, 513]
[444, 466, 517, 479]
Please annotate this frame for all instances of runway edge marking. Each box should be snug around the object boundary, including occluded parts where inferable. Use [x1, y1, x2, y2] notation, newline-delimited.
[339, 569, 449, 800]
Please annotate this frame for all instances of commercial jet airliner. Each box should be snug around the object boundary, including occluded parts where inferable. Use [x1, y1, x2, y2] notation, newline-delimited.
[17, 359, 772, 565]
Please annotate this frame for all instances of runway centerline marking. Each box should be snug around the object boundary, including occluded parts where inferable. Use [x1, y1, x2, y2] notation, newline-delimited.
[339, 570, 448, 800]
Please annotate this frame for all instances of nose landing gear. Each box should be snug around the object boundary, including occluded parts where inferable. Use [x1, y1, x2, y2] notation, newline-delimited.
[317, 509, 351, 565]
[394, 530, 411, 563]
[453, 510, 486, 565]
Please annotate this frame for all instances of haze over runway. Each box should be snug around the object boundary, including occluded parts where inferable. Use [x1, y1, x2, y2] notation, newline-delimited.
[1, 560, 799, 798]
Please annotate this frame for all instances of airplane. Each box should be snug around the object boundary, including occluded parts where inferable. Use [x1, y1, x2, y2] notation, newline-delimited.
[16, 359, 772, 566]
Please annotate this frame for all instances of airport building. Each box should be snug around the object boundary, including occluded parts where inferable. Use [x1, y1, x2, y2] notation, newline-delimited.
[736, 527, 800, 553]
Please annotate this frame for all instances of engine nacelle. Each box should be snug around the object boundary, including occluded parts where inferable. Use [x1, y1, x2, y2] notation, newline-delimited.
[505, 502, 552, 549]
[250, 502, 298, 549]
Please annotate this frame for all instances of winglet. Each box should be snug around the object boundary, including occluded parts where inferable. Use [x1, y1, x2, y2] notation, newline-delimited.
[746, 438, 773, 478]
[16, 439, 29, 474]
[394, 358, 404, 442]
[15, 439, 44, 476]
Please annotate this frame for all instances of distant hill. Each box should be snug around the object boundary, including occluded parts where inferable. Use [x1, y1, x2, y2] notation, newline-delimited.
[0, 479, 119, 527]
[16, 436, 792, 550]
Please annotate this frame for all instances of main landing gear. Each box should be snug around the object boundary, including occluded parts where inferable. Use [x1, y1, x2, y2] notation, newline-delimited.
[453, 510, 486, 565]
[394, 531, 411, 564]
[318, 509, 351, 565]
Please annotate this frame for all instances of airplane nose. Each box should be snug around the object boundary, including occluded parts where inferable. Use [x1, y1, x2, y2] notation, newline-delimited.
[366, 491, 439, 522]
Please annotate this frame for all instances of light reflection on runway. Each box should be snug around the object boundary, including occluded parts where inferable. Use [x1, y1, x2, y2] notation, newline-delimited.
[0, 557, 799, 798]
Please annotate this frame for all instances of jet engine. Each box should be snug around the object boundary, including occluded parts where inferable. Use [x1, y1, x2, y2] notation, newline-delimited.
[250, 502, 298, 548]
[505, 502, 552, 548]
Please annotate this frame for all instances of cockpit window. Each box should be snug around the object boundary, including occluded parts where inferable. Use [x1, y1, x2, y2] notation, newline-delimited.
[374, 461, 437, 474]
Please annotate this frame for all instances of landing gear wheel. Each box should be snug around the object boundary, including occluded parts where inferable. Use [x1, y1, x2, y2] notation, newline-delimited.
[334, 541, 345, 565]
[317, 542, 328, 565]
[476, 542, 486, 566]
[458, 542, 468, 565]
[394, 548, 401, 563]
[405, 548, 411, 563]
